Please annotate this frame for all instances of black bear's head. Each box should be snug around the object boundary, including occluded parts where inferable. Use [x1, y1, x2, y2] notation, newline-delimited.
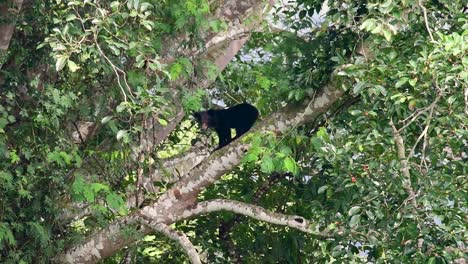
[193, 110, 215, 130]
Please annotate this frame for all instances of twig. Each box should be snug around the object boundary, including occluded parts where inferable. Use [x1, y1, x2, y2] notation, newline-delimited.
[92, 28, 134, 102]
[418, 0, 435, 42]
[222, 91, 241, 105]
[406, 96, 440, 165]
[398, 105, 431, 132]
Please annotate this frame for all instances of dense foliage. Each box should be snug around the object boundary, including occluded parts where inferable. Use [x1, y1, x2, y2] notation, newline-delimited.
[0, 0, 466, 263]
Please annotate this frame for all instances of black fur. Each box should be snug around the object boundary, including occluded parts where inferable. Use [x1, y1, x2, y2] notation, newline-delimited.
[193, 103, 259, 149]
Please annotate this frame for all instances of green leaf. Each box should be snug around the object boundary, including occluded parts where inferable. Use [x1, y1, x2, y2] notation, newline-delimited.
[28, 222, 49, 244]
[381, 0, 393, 8]
[0, 223, 16, 246]
[316, 127, 329, 141]
[348, 206, 361, 216]
[7, 115, 15, 123]
[210, 20, 220, 32]
[47, 151, 63, 165]
[141, 20, 153, 31]
[101, 116, 113, 124]
[353, 81, 366, 94]
[257, 76, 272, 90]
[349, 214, 360, 227]
[74, 153, 83, 168]
[106, 193, 125, 210]
[0, 117, 7, 129]
[55, 56, 67, 72]
[67, 60, 80, 72]
[376, 85, 387, 95]
[279, 146, 292, 156]
[114, 101, 128, 113]
[383, 29, 392, 41]
[170, 62, 183, 80]
[260, 156, 275, 173]
[92, 182, 109, 193]
[72, 176, 86, 195]
[59, 151, 72, 165]
[371, 23, 383, 34]
[91, 19, 102, 25]
[0, 171, 13, 186]
[283, 157, 297, 175]
[83, 187, 95, 202]
[65, 14, 77, 21]
[18, 189, 32, 200]
[110, 1, 120, 11]
[140, 2, 153, 11]
[158, 118, 168, 126]
[317, 185, 328, 194]
[116, 130, 128, 141]
[133, 0, 140, 10]
[408, 78, 417, 87]
[243, 152, 258, 163]
[360, 19, 377, 31]
[9, 150, 19, 163]
[36, 42, 47, 49]
[395, 77, 408, 88]
[179, 57, 194, 75]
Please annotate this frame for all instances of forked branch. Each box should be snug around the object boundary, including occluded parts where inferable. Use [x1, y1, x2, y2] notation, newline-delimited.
[140, 219, 202, 264]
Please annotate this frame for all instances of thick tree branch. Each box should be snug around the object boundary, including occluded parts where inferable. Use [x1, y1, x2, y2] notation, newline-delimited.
[184, 199, 312, 234]
[55, 215, 150, 263]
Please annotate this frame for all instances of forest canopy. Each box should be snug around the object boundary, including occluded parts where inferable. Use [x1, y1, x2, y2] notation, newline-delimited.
[0, 0, 466, 263]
